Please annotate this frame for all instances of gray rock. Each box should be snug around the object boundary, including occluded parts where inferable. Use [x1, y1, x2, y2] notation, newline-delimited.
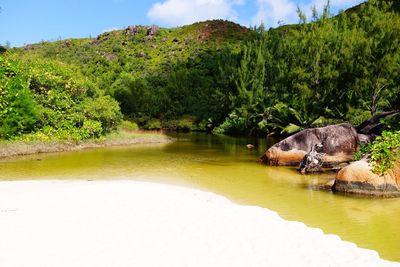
[260, 123, 359, 166]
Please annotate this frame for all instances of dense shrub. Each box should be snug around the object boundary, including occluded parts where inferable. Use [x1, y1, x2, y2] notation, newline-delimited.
[83, 96, 122, 133]
[80, 120, 103, 139]
[212, 112, 246, 135]
[161, 117, 195, 132]
[354, 131, 400, 175]
[145, 118, 162, 130]
[0, 58, 39, 138]
[0, 56, 122, 140]
[120, 120, 139, 131]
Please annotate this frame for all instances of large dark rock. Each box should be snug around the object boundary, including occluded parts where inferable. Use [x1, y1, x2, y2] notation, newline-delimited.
[333, 159, 400, 197]
[260, 123, 359, 166]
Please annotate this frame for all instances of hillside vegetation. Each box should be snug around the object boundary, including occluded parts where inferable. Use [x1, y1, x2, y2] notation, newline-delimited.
[0, 56, 121, 140]
[1, 0, 399, 141]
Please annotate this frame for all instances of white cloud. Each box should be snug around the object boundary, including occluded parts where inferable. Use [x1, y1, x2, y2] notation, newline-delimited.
[252, 0, 365, 28]
[252, 0, 297, 27]
[147, 0, 244, 26]
[299, 0, 365, 20]
[102, 27, 120, 33]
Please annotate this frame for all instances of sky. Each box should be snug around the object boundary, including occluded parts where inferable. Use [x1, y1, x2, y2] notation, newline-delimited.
[0, 0, 365, 47]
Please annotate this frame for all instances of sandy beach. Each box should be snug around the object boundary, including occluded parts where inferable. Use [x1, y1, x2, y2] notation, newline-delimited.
[0, 180, 397, 267]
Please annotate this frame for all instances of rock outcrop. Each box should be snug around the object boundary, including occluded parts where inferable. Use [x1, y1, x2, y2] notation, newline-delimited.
[125, 25, 159, 37]
[260, 123, 359, 166]
[333, 159, 400, 196]
[126, 26, 138, 35]
[147, 25, 159, 36]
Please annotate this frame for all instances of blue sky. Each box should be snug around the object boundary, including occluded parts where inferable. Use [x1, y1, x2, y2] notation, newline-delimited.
[0, 0, 365, 47]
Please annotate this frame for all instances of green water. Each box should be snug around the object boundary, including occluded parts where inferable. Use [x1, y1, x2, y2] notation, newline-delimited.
[0, 133, 399, 261]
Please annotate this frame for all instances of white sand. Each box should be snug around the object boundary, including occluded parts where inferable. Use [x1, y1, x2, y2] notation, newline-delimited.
[0, 180, 397, 267]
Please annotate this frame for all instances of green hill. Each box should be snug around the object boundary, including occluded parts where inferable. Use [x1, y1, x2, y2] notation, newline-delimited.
[7, 20, 252, 131]
[14, 20, 250, 80]
[2, 0, 400, 139]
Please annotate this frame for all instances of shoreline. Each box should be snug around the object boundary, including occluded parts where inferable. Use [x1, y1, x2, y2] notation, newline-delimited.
[0, 180, 397, 266]
[0, 131, 173, 159]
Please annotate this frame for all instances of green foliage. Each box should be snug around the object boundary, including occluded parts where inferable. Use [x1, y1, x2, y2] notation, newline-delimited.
[109, 74, 149, 115]
[345, 108, 372, 126]
[215, 0, 400, 136]
[353, 143, 371, 161]
[176, 118, 194, 132]
[354, 131, 400, 175]
[0, 55, 122, 141]
[212, 112, 246, 135]
[11, 20, 249, 133]
[82, 96, 122, 133]
[80, 120, 103, 139]
[380, 114, 400, 131]
[0, 57, 39, 138]
[6, 1, 400, 139]
[120, 120, 139, 131]
[145, 118, 162, 130]
[161, 117, 196, 132]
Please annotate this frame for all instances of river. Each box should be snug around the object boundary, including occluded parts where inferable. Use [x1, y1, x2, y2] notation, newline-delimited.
[0, 133, 399, 261]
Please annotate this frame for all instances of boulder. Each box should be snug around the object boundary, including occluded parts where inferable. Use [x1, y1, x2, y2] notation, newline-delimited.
[260, 123, 359, 166]
[126, 26, 138, 35]
[146, 25, 159, 36]
[333, 159, 400, 196]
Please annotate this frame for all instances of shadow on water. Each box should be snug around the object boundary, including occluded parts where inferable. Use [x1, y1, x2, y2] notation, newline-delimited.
[0, 132, 399, 262]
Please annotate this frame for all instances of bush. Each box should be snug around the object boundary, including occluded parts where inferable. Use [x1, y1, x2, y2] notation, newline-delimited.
[0, 56, 123, 141]
[194, 118, 214, 132]
[160, 120, 179, 130]
[380, 114, 400, 131]
[346, 108, 371, 126]
[80, 120, 103, 139]
[83, 96, 122, 133]
[177, 118, 194, 132]
[355, 131, 400, 175]
[120, 120, 139, 131]
[161, 117, 195, 132]
[212, 112, 246, 135]
[0, 58, 39, 139]
[145, 118, 161, 130]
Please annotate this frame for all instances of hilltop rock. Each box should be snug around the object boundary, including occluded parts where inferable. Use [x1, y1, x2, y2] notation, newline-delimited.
[126, 26, 138, 35]
[333, 159, 400, 196]
[147, 25, 159, 36]
[60, 40, 72, 48]
[260, 123, 359, 166]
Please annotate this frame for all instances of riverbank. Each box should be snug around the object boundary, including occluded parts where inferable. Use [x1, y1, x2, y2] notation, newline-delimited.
[0, 180, 397, 267]
[0, 130, 172, 159]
